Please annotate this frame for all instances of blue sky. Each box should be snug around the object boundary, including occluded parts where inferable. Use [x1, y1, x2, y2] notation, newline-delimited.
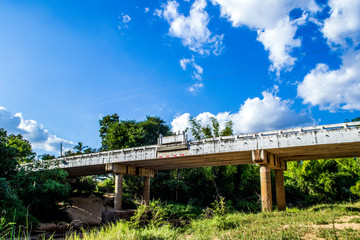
[0, 0, 359, 155]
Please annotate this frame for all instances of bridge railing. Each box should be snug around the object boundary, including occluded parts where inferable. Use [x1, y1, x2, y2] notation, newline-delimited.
[189, 121, 360, 144]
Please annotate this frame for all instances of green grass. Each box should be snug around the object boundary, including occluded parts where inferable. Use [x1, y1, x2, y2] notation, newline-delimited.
[66, 201, 360, 240]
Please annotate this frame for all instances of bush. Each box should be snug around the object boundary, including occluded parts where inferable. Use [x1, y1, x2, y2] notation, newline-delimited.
[12, 169, 71, 222]
[130, 200, 168, 228]
[70, 176, 97, 194]
[0, 178, 38, 236]
[165, 202, 202, 220]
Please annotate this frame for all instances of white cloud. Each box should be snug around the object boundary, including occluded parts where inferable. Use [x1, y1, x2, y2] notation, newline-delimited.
[118, 14, 131, 29]
[171, 113, 191, 134]
[211, 0, 319, 73]
[157, 0, 224, 55]
[188, 82, 204, 93]
[180, 56, 204, 93]
[297, 50, 360, 111]
[180, 56, 203, 79]
[322, 0, 360, 46]
[297, 1, 360, 112]
[172, 91, 313, 137]
[180, 58, 191, 70]
[257, 16, 302, 75]
[193, 62, 203, 75]
[0, 107, 74, 154]
[123, 15, 131, 23]
[145, 7, 150, 13]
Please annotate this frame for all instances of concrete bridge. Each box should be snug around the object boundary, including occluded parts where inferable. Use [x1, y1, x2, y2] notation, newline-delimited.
[29, 121, 360, 212]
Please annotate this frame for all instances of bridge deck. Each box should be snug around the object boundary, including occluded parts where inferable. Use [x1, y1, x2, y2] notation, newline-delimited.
[29, 122, 360, 177]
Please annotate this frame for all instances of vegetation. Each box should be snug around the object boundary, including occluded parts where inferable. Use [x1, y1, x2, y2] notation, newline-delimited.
[99, 114, 171, 151]
[67, 200, 360, 240]
[285, 158, 360, 205]
[0, 128, 70, 231]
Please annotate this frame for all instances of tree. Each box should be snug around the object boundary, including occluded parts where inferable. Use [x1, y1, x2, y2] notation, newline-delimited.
[13, 167, 71, 222]
[99, 114, 119, 151]
[345, 116, 360, 122]
[38, 153, 55, 161]
[221, 121, 233, 136]
[285, 158, 360, 204]
[189, 116, 233, 140]
[6, 133, 35, 163]
[0, 128, 71, 228]
[0, 129, 18, 180]
[73, 142, 88, 154]
[99, 115, 171, 151]
[0, 128, 37, 226]
[63, 142, 97, 156]
[139, 116, 171, 145]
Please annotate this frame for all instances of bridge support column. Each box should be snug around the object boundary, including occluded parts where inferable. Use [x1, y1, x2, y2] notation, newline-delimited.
[275, 170, 286, 211]
[253, 150, 287, 212]
[114, 173, 123, 210]
[106, 163, 156, 207]
[143, 176, 151, 205]
[260, 166, 272, 211]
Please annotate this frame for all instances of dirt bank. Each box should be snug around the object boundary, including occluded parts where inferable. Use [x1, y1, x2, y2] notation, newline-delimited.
[38, 194, 112, 231]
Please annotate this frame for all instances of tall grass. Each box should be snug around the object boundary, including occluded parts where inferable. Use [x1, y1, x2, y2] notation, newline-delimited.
[0, 210, 31, 240]
[3, 201, 360, 239]
[68, 201, 360, 240]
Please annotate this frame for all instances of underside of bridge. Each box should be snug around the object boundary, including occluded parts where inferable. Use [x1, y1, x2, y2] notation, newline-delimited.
[75, 144, 358, 212]
[62, 141, 360, 212]
[64, 141, 360, 176]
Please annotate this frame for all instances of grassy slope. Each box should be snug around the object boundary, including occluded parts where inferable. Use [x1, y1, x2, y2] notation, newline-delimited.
[67, 202, 360, 240]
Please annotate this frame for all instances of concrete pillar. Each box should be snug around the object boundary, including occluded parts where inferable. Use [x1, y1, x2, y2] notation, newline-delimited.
[114, 173, 123, 210]
[143, 176, 151, 205]
[275, 170, 286, 211]
[260, 166, 272, 211]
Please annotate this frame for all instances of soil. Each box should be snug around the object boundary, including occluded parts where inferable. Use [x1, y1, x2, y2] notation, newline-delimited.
[38, 194, 113, 232]
[283, 215, 360, 240]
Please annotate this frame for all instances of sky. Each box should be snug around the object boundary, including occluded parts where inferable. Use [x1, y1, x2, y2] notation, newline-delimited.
[0, 0, 360, 156]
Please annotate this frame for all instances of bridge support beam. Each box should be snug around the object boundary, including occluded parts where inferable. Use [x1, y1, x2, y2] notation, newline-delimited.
[114, 173, 123, 210]
[106, 163, 156, 208]
[143, 176, 151, 205]
[260, 166, 272, 211]
[252, 149, 287, 212]
[275, 170, 286, 211]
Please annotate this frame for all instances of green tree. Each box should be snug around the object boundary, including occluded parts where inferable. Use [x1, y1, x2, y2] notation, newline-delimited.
[345, 116, 360, 122]
[285, 158, 360, 204]
[13, 167, 71, 222]
[139, 116, 171, 145]
[0, 128, 71, 228]
[38, 153, 55, 160]
[221, 121, 233, 136]
[189, 117, 202, 140]
[189, 116, 233, 140]
[6, 133, 35, 164]
[73, 142, 88, 154]
[99, 115, 171, 151]
[99, 114, 119, 151]
[0, 129, 18, 179]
